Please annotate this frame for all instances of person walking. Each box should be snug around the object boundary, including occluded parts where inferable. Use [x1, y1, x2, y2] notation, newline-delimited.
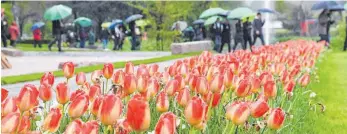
[318, 9, 334, 47]
[79, 27, 87, 48]
[213, 18, 223, 51]
[128, 21, 137, 50]
[252, 13, 265, 46]
[220, 19, 231, 53]
[33, 28, 42, 48]
[100, 28, 109, 50]
[88, 30, 95, 46]
[243, 17, 253, 51]
[233, 19, 245, 51]
[1, 10, 8, 47]
[343, 16, 347, 51]
[8, 22, 20, 47]
[48, 20, 63, 52]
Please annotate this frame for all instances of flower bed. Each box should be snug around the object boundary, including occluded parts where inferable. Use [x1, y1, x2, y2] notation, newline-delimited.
[1, 40, 325, 134]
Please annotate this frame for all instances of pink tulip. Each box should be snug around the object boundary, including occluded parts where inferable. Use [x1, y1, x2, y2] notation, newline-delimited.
[40, 72, 55, 86]
[76, 72, 86, 85]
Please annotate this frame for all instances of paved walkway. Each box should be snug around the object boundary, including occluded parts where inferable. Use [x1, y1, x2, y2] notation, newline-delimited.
[2, 51, 171, 77]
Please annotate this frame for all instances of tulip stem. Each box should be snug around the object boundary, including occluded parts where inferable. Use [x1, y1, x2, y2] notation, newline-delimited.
[222, 121, 231, 134]
[189, 126, 196, 134]
[234, 125, 239, 134]
[105, 79, 109, 94]
[261, 127, 267, 134]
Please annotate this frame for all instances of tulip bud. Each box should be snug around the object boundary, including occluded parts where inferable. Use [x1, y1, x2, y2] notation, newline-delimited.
[112, 70, 125, 86]
[284, 80, 296, 93]
[123, 74, 137, 96]
[127, 94, 151, 132]
[177, 63, 189, 78]
[267, 108, 285, 130]
[56, 82, 69, 105]
[17, 115, 31, 133]
[167, 65, 177, 77]
[235, 79, 251, 98]
[16, 84, 39, 112]
[259, 72, 273, 85]
[89, 85, 101, 102]
[40, 72, 55, 86]
[63, 62, 75, 79]
[210, 74, 224, 93]
[224, 68, 234, 89]
[99, 94, 123, 125]
[196, 77, 209, 95]
[250, 100, 269, 118]
[149, 64, 159, 76]
[68, 90, 89, 119]
[184, 96, 208, 126]
[174, 74, 185, 91]
[161, 72, 170, 84]
[164, 79, 178, 96]
[176, 87, 191, 107]
[83, 121, 99, 134]
[298, 73, 310, 87]
[39, 83, 52, 102]
[225, 102, 250, 125]
[188, 74, 198, 92]
[125, 62, 134, 74]
[91, 70, 102, 84]
[147, 77, 160, 98]
[156, 91, 169, 113]
[1, 97, 18, 117]
[1, 88, 8, 102]
[42, 108, 62, 133]
[91, 96, 103, 116]
[137, 76, 148, 93]
[76, 72, 86, 85]
[64, 119, 83, 134]
[103, 63, 114, 79]
[250, 76, 261, 93]
[263, 80, 277, 99]
[1, 113, 20, 133]
[155, 112, 176, 134]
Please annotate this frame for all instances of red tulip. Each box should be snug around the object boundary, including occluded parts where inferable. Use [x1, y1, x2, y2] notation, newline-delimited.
[103, 63, 114, 79]
[250, 75, 261, 93]
[39, 83, 52, 102]
[210, 74, 224, 93]
[55, 82, 69, 105]
[76, 72, 86, 85]
[161, 72, 170, 84]
[284, 80, 296, 93]
[40, 72, 55, 86]
[149, 64, 159, 76]
[147, 77, 160, 98]
[223, 68, 234, 89]
[1, 113, 20, 133]
[196, 77, 209, 95]
[123, 74, 137, 96]
[63, 62, 75, 79]
[188, 74, 198, 92]
[184, 96, 208, 126]
[125, 62, 134, 74]
[263, 80, 277, 99]
[136, 67, 149, 78]
[137, 76, 148, 93]
[16, 84, 39, 112]
[298, 73, 310, 87]
[176, 87, 191, 107]
[1, 88, 8, 102]
[225, 102, 250, 125]
[250, 100, 269, 118]
[90, 96, 103, 116]
[1, 97, 18, 117]
[211, 93, 222, 108]
[155, 112, 176, 134]
[127, 94, 151, 132]
[235, 79, 251, 98]
[156, 91, 169, 113]
[174, 75, 185, 91]
[112, 70, 125, 86]
[164, 79, 178, 96]
[259, 72, 273, 85]
[91, 70, 102, 84]
[17, 115, 31, 133]
[68, 90, 89, 118]
[89, 85, 101, 102]
[83, 121, 99, 134]
[177, 63, 189, 78]
[42, 108, 62, 133]
[267, 108, 285, 130]
[64, 119, 83, 134]
[167, 65, 177, 77]
[99, 94, 123, 125]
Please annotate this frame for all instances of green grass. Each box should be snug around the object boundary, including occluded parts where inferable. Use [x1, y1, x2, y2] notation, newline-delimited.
[1, 52, 200, 85]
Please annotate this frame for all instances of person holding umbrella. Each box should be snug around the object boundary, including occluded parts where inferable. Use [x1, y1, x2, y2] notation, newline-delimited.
[213, 18, 223, 51]
[243, 17, 253, 51]
[318, 9, 334, 47]
[100, 27, 110, 50]
[252, 12, 265, 46]
[220, 19, 231, 53]
[128, 21, 138, 50]
[233, 19, 245, 51]
[33, 27, 42, 48]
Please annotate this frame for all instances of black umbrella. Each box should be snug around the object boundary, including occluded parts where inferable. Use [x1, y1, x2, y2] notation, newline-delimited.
[193, 19, 205, 25]
[125, 14, 143, 23]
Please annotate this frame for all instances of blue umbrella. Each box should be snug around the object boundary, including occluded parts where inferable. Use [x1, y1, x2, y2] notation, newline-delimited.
[109, 19, 123, 29]
[311, 1, 339, 10]
[31, 22, 45, 31]
[257, 8, 278, 14]
[329, 5, 345, 11]
[125, 14, 143, 23]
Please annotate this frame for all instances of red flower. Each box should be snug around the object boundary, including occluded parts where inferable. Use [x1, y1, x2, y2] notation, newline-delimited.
[155, 112, 176, 134]
[184, 96, 208, 126]
[112, 70, 125, 86]
[225, 102, 250, 125]
[68, 90, 89, 118]
[40, 72, 55, 86]
[55, 82, 69, 105]
[63, 62, 75, 79]
[164, 79, 178, 96]
[127, 95, 151, 132]
[250, 100, 269, 118]
[42, 108, 62, 133]
[125, 62, 134, 74]
[1, 113, 20, 133]
[1, 88, 9, 102]
[98, 94, 123, 125]
[267, 108, 285, 130]
[123, 74, 137, 96]
[263, 80, 277, 99]
[1, 97, 18, 117]
[176, 87, 191, 107]
[76, 72, 86, 85]
[16, 84, 39, 112]
[103, 63, 114, 79]
[39, 83, 52, 102]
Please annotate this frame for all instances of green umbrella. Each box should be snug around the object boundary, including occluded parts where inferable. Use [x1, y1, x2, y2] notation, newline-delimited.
[204, 16, 224, 26]
[241, 13, 256, 23]
[44, 4, 72, 21]
[227, 7, 254, 19]
[101, 22, 111, 28]
[73, 17, 92, 27]
[199, 8, 226, 19]
[344, 3, 347, 10]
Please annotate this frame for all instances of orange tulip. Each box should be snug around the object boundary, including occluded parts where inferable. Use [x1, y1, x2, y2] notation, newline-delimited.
[56, 82, 69, 105]
[147, 77, 160, 98]
[210, 74, 224, 93]
[149, 64, 159, 76]
[17, 115, 31, 133]
[99, 94, 123, 125]
[176, 87, 190, 107]
[235, 79, 251, 98]
[1, 113, 20, 133]
[127, 94, 151, 132]
[16, 84, 39, 112]
[39, 83, 52, 102]
[91, 70, 102, 84]
[68, 90, 89, 118]
[40, 72, 55, 86]
[225, 102, 250, 125]
[63, 62, 75, 79]
[90, 96, 103, 116]
[164, 79, 178, 96]
[250, 100, 269, 118]
[188, 74, 198, 92]
[1, 88, 9, 102]
[174, 74, 185, 91]
[42, 108, 62, 133]
[284, 80, 296, 93]
[298, 73, 310, 87]
[136, 67, 149, 78]
[137, 76, 148, 93]
[64, 119, 83, 134]
[125, 62, 134, 74]
[184, 96, 208, 126]
[103, 63, 114, 79]
[89, 85, 101, 102]
[223, 68, 234, 89]
[76, 72, 86, 85]
[167, 65, 177, 77]
[83, 121, 99, 134]
[250, 75, 261, 93]
[196, 77, 209, 95]
[177, 63, 189, 78]
[156, 91, 169, 113]
[211, 93, 222, 108]
[1, 97, 18, 117]
[155, 112, 176, 134]
[112, 70, 125, 86]
[263, 80, 277, 99]
[267, 108, 285, 130]
[123, 74, 137, 95]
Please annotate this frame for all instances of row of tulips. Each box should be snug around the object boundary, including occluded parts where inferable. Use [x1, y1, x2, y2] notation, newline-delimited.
[1, 40, 325, 134]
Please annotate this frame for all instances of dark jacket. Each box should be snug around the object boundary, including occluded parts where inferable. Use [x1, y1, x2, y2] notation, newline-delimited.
[128, 21, 136, 37]
[52, 20, 62, 35]
[100, 29, 109, 39]
[252, 18, 265, 35]
[222, 23, 231, 43]
[213, 22, 223, 36]
[235, 21, 243, 36]
[1, 17, 8, 35]
[243, 21, 252, 36]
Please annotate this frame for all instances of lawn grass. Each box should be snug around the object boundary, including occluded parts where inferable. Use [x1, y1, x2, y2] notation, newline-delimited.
[1, 52, 200, 85]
